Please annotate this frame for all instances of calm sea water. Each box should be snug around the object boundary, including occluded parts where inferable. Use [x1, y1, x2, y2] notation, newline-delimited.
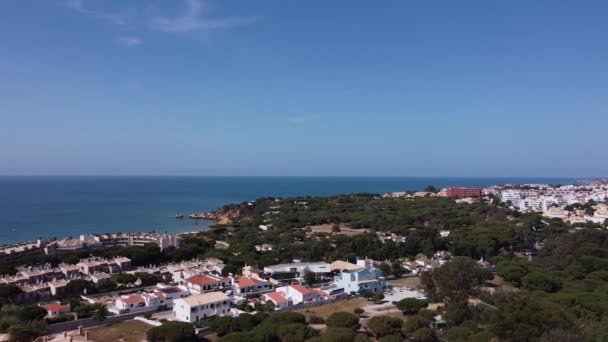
[0, 176, 577, 244]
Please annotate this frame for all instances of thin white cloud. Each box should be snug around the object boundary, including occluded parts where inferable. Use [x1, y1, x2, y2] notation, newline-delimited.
[147, 0, 261, 33]
[115, 36, 143, 47]
[64, 0, 129, 25]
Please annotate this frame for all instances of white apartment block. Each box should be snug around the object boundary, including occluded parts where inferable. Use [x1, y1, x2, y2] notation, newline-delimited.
[173, 292, 232, 323]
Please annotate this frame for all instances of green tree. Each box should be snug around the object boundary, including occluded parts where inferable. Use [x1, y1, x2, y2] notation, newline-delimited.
[468, 331, 495, 342]
[91, 304, 108, 324]
[276, 323, 319, 341]
[429, 257, 492, 299]
[111, 273, 138, 286]
[8, 321, 48, 342]
[444, 298, 471, 325]
[378, 335, 402, 342]
[135, 272, 159, 286]
[411, 327, 435, 342]
[371, 292, 385, 304]
[65, 279, 92, 295]
[303, 269, 316, 286]
[0, 284, 21, 309]
[321, 327, 356, 342]
[353, 308, 364, 316]
[425, 185, 438, 193]
[366, 316, 403, 338]
[391, 261, 406, 277]
[445, 326, 474, 342]
[396, 298, 428, 315]
[211, 316, 240, 336]
[236, 313, 259, 332]
[147, 321, 197, 342]
[17, 306, 47, 321]
[378, 263, 392, 277]
[326, 311, 359, 329]
[521, 271, 561, 292]
[404, 315, 430, 333]
[354, 333, 370, 342]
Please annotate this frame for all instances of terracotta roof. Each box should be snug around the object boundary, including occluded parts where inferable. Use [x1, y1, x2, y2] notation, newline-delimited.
[264, 292, 288, 304]
[235, 277, 263, 287]
[121, 296, 145, 304]
[41, 304, 70, 313]
[291, 284, 315, 295]
[312, 289, 328, 297]
[186, 275, 222, 286]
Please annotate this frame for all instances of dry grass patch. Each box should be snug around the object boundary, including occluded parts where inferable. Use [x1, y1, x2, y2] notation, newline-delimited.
[87, 320, 152, 342]
[307, 224, 370, 236]
[296, 298, 369, 319]
[388, 276, 422, 289]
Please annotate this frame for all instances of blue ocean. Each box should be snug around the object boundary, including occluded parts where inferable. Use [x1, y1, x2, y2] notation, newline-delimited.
[0, 176, 577, 244]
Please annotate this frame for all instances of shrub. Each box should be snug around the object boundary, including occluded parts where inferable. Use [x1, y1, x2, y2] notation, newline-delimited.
[354, 308, 364, 316]
[146, 321, 196, 342]
[468, 331, 495, 342]
[143, 312, 153, 319]
[322, 327, 356, 342]
[404, 315, 430, 333]
[308, 315, 325, 324]
[411, 327, 435, 342]
[446, 326, 474, 342]
[211, 316, 240, 336]
[521, 272, 562, 292]
[276, 323, 319, 341]
[378, 335, 403, 342]
[353, 333, 370, 342]
[45, 314, 75, 325]
[326, 311, 359, 329]
[410, 328, 435, 342]
[17, 306, 47, 321]
[396, 298, 428, 314]
[8, 321, 49, 342]
[367, 316, 403, 338]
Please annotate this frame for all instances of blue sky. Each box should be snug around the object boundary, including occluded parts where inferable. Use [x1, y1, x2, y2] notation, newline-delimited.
[1, 0, 607, 177]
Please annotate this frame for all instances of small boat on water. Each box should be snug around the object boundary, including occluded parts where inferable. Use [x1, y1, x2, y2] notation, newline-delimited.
[175, 214, 184, 219]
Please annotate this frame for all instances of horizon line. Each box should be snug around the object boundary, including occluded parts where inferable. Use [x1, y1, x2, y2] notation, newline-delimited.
[0, 175, 599, 179]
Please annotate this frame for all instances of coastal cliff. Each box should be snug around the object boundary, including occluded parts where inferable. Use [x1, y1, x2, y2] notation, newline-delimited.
[189, 207, 243, 225]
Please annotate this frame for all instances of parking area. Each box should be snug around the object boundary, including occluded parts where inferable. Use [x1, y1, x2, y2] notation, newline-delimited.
[384, 286, 426, 303]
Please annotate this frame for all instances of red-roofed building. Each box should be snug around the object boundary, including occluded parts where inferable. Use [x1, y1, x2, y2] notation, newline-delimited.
[232, 277, 270, 295]
[185, 274, 230, 294]
[261, 291, 290, 310]
[115, 295, 146, 312]
[275, 285, 325, 305]
[40, 303, 71, 318]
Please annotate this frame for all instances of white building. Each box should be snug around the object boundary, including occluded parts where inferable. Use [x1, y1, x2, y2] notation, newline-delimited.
[264, 262, 331, 281]
[153, 285, 191, 308]
[40, 303, 71, 318]
[333, 268, 386, 294]
[500, 190, 522, 205]
[173, 292, 232, 323]
[274, 284, 327, 305]
[519, 197, 543, 212]
[184, 274, 231, 294]
[261, 292, 291, 310]
[114, 294, 147, 313]
[232, 277, 271, 295]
